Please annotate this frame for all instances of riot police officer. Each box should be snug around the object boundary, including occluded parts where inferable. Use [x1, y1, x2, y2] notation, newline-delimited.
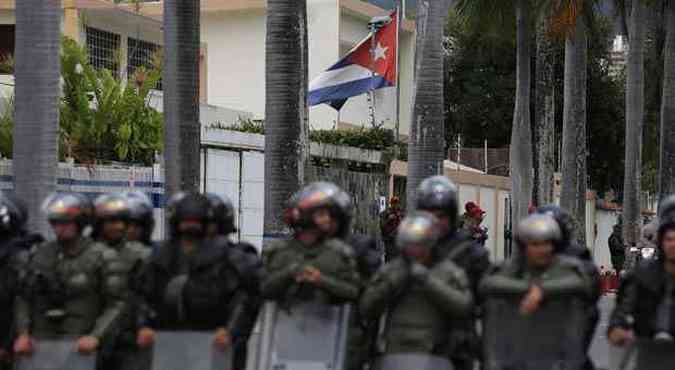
[136, 193, 260, 364]
[480, 214, 594, 370]
[360, 212, 472, 364]
[0, 194, 30, 370]
[204, 192, 258, 256]
[94, 193, 152, 370]
[124, 191, 155, 248]
[536, 204, 601, 370]
[415, 176, 490, 370]
[204, 192, 261, 370]
[609, 218, 675, 346]
[14, 193, 126, 357]
[261, 182, 360, 305]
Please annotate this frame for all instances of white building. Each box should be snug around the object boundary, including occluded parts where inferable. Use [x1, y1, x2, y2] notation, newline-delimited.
[129, 0, 416, 135]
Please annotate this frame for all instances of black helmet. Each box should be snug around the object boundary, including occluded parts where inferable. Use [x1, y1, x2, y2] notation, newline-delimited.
[415, 176, 459, 229]
[515, 214, 562, 250]
[125, 191, 154, 241]
[205, 193, 236, 235]
[536, 204, 575, 245]
[0, 193, 24, 235]
[168, 193, 212, 238]
[288, 182, 350, 235]
[659, 195, 675, 224]
[42, 192, 91, 229]
[94, 193, 131, 221]
[396, 211, 441, 254]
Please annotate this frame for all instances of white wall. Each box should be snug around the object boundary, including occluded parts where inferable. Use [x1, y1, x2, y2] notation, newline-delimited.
[202, 9, 267, 119]
[594, 209, 620, 270]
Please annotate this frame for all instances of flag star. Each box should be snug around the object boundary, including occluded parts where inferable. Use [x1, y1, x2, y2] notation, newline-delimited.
[374, 42, 389, 61]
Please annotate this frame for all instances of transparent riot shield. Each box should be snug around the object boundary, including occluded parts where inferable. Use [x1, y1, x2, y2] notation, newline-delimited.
[14, 337, 97, 370]
[483, 296, 587, 370]
[373, 353, 452, 370]
[610, 339, 675, 370]
[151, 331, 232, 370]
[255, 301, 351, 370]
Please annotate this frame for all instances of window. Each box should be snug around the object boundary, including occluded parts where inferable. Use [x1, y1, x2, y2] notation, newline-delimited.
[127, 37, 162, 89]
[86, 27, 120, 76]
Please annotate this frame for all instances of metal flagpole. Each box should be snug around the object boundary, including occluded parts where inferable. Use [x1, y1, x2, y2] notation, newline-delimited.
[369, 22, 377, 128]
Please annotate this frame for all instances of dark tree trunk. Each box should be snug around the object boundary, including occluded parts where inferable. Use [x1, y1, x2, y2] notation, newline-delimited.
[164, 0, 201, 195]
[659, 1, 675, 199]
[510, 0, 534, 222]
[623, 0, 646, 259]
[264, 0, 308, 245]
[534, 11, 556, 207]
[406, 0, 446, 209]
[14, 0, 60, 235]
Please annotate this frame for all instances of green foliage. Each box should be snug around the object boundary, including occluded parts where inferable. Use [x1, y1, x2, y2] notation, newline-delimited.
[309, 127, 395, 151]
[2, 37, 163, 164]
[0, 97, 13, 157]
[216, 119, 265, 134]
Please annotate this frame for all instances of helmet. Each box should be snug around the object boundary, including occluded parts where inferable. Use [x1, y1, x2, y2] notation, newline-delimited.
[0, 193, 24, 235]
[168, 193, 212, 238]
[125, 191, 154, 241]
[396, 211, 441, 253]
[205, 193, 236, 235]
[42, 192, 90, 229]
[94, 193, 131, 221]
[536, 204, 575, 245]
[515, 214, 562, 247]
[288, 182, 351, 235]
[659, 195, 675, 224]
[415, 176, 459, 229]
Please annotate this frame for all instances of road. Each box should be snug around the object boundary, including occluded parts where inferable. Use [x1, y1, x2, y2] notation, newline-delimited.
[590, 295, 619, 370]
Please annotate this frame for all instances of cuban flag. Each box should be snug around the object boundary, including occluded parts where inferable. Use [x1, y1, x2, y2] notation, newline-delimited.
[309, 11, 397, 111]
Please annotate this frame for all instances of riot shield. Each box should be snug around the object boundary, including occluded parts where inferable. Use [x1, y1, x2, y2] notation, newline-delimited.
[151, 331, 232, 370]
[256, 301, 351, 370]
[14, 337, 96, 370]
[610, 339, 675, 370]
[373, 353, 452, 370]
[483, 296, 587, 370]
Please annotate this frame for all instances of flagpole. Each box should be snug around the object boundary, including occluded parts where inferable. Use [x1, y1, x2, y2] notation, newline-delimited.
[395, 0, 402, 142]
[369, 22, 377, 128]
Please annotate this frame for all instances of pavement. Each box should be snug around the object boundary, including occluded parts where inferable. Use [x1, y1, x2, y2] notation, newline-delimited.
[590, 294, 619, 370]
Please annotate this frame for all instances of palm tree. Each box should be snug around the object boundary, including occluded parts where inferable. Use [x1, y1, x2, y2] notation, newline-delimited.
[659, 0, 675, 199]
[456, 0, 533, 221]
[14, 0, 60, 235]
[163, 0, 201, 195]
[623, 0, 646, 254]
[534, 9, 557, 206]
[406, 0, 449, 209]
[559, 2, 589, 247]
[264, 0, 309, 245]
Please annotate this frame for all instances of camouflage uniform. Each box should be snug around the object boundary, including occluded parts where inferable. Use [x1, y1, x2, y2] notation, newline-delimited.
[15, 238, 126, 342]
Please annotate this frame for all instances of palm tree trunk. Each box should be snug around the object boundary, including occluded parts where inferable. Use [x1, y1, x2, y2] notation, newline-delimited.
[623, 0, 646, 255]
[264, 0, 308, 245]
[659, 0, 675, 199]
[560, 16, 588, 247]
[163, 0, 201, 195]
[14, 0, 60, 235]
[534, 12, 556, 207]
[510, 0, 534, 222]
[406, 0, 446, 209]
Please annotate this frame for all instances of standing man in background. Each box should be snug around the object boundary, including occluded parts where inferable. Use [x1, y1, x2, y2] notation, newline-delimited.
[380, 196, 403, 261]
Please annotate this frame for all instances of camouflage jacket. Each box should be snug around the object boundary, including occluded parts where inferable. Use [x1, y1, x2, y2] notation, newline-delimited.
[15, 238, 127, 341]
[479, 255, 593, 300]
[261, 238, 360, 305]
[359, 258, 473, 356]
[0, 237, 30, 351]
